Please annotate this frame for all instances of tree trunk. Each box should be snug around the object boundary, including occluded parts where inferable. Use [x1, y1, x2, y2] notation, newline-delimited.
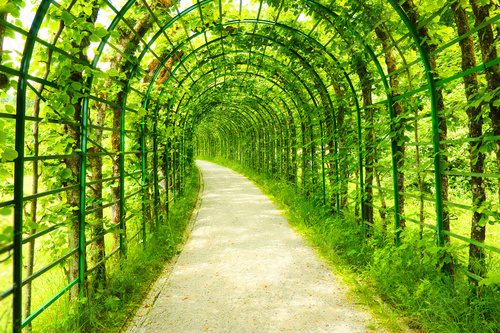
[24, 97, 39, 333]
[63, 3, 99, 300]
[110, 16, 153, 247]
[469, 0, 500, 205]
[375, 25, 406, 229]
[452, 2, 487, 281]
[325, 107, 336, 211]
[111, 88, 125, 247]
[355, 58, 374, 231]
[374, 145, 388, 231]
[414, 104, 425, 239]
[88, 98, 107, 290]
[382, 23, 426, 238]
[332, 81, 349, 210]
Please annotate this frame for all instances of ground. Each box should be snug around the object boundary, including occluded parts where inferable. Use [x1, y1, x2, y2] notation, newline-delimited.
[124, 160, 380, 332]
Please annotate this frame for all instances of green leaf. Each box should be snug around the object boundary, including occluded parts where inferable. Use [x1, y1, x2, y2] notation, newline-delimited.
[0, 225, 13, 243]
[0, 205, 13, 216]
[89, 34, 101, 43]
[70, 81, 82, 90]
[107, 68, 120, 77]
[2, 148, 18, 161]
[5, 104, 15, 113]
[478, 215, 488, 227]
[478, 143, 492, 153]
[94, 27, 108, 38]
[61, 10, 73, 25]
[478, 272, 500, 286]
[137, 107, 147, 117]
[0, 1, 18, 16]
[61, 168, 73, 180]
[25, 220, 40, 230]
[64, 104, 75, 115]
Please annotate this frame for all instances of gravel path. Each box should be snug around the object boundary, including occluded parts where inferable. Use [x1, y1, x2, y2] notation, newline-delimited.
[125, 160, 378, 333]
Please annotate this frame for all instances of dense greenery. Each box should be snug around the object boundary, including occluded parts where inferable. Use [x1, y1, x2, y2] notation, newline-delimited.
[79, 168, 200, 333]
[208, 157, 499, 333]
[2, 167, 199, 332]
[0, 0, 499, 331]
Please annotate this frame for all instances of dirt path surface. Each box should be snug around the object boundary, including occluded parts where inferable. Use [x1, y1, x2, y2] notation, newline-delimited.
[125, 160, 377, 333]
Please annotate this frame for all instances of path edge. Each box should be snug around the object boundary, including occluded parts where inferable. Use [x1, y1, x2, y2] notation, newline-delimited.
[120, 164, 205, 333]
[200, 159, 411, 333]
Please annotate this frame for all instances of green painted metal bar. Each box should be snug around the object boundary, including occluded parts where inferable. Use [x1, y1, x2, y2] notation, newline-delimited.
[138, 19, 353, 202]
[165, 55, 313, 126]
[164, 142, 170, 216]
[153, 103, 160, 230]
[21, 248, 78, 287]
[388, 0, 445, 247]
[6, 0, 488, 330]
[165, 73, 300, 156]
[170, 62, 326, 199]
[21, 278, 78, 329]
[133, 11, 356, 202]
[141, 109, 147, 244]
[6, 2, 493, 330]
[0, 223, 65, 256]
[305, 0, 405, 241]
[13, 1, 51, 331]
[183, 88, 290, 155]
[178, 78, 305, 171]
[178, 76, 307, 190]
[189, 103, 264, 156]
[140, 16, 352, 109]
[119, 98, 127, 256]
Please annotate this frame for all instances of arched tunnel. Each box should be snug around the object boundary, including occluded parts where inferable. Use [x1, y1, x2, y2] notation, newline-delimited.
[0, 0, 499, 331]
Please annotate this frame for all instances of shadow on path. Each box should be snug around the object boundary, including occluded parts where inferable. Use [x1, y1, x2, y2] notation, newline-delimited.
[125, 160, 377, 333]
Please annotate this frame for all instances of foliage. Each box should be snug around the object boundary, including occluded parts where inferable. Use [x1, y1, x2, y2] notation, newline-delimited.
[38, 167, 200, 333]
[0, 0, 499, 331]
[208, 157, 500, 333]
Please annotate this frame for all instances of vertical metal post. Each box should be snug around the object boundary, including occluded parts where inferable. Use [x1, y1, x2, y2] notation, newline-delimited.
[172, 139, 177, 202]
[141, 113, 147, 244]
[153, 107, 159, 230]
[388, 0, 444, 246]
[389, 109, 402, 245]
[79, 86, 90, 296]
[310, 130, 316, 195]
[119, 104, 126, 255]
[165, 142, 170, 216]
[301, 128, 306, 192]
[332, 113, 341, 214]
[181, 129, 186, 194]
[340, 73, 364, 222]
[355, 96, 365, 222]
[13, 2, 50, 332]
[319, 120, 327, 205]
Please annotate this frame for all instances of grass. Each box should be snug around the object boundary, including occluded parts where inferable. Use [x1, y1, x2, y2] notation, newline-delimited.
[76, 166, 201, 333]
[0, 165, 201, 332]
[203, 157, 500, 333]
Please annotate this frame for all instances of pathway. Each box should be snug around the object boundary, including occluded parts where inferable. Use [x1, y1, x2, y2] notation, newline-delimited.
[125, 160, 378, 333]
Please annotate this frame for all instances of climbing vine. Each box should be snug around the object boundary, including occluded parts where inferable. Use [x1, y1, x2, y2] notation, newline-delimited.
[0, 0, 499, 332]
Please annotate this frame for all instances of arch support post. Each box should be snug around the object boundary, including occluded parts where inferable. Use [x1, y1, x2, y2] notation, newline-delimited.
[388, 0, 444, 247]
[13, 2, 51, 331]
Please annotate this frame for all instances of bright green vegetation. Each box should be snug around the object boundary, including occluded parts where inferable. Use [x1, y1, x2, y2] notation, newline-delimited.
[0, 0, 499, 331]
[1, 167, 199, 332]
[208, 157, 499, 333]
[79, 169, 200, 333]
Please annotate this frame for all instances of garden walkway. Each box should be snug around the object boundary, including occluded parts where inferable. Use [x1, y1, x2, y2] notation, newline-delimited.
[125, 160, 378, 333]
